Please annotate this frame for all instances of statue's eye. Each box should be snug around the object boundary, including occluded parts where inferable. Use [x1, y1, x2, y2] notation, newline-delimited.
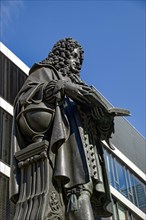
[71, 52, 78, 58]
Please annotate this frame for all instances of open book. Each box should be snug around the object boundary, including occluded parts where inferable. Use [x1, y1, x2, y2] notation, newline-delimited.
[108, 107, 130, 116]
[84, 85, 131, 117]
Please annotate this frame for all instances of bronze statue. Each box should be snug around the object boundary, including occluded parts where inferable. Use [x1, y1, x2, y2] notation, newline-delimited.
[10, 38, 130, 220]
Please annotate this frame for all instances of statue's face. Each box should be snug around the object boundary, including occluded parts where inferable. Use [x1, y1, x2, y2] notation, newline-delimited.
[68, 48, 80, 73]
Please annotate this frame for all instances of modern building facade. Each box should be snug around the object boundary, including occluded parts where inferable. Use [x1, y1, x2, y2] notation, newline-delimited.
[0, 42, 145, 220]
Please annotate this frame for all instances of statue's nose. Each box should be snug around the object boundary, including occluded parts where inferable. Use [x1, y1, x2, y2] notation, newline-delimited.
[75, 58, 80, 65]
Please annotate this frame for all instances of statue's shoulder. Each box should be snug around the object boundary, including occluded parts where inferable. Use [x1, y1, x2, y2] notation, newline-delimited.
[29, 63, 57, 75]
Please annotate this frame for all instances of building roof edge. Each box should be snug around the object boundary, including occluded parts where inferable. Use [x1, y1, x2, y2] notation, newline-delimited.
[0, 42, 29, 75]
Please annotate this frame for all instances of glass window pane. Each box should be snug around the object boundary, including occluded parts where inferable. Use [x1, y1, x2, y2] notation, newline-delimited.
[133, 175, 146, 213]
[117, 204, 128, 220]
[104, 149, 114, 187]
[112, 158, 120, 190]
[109, 154, 115, 187]
[115, 160, 128, 198]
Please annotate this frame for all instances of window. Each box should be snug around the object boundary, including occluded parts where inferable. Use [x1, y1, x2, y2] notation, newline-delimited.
[0, 52, 27, 105]
[103, 147, 146, 214]
[132, 176, 146, 213]
[0, 108, 13, 164]
[111, 199, 142, 220]
[101, 199, 143, 220]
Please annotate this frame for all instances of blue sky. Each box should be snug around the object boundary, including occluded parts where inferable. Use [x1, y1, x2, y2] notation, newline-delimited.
[0, 0, 145, 138]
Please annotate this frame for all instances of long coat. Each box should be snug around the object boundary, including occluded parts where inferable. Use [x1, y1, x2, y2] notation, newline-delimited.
[10, 64, 113, 218]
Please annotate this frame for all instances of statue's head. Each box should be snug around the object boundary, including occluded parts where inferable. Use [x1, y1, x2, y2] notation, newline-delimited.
[40, 38, 84, 75]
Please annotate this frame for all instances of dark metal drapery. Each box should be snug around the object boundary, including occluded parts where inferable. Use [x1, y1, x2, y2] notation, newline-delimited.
[14, 141, 49, 220]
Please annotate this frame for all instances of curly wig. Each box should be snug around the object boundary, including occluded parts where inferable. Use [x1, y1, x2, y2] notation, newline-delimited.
[40, 38, 84, 75]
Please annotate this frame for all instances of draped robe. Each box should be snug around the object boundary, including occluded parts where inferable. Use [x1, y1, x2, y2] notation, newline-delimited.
[10, 63, 113, 218]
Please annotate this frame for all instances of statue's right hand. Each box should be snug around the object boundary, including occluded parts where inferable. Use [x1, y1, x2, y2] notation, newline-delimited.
[64, 82, 81, 95]
[64, 82, 91, 104]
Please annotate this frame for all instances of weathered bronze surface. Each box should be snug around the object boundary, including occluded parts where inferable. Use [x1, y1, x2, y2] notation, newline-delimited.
[10, 38, 130, 220]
